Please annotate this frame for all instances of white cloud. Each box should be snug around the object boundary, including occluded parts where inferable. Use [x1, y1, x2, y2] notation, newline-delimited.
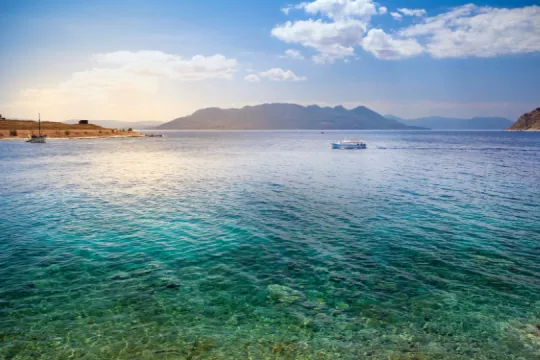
[362, 29, 424, 59]
[281, 6, 291, 15]
[398, 8, 427, 17]
[271, 0, 388, 63]
[273, 2, 540, 61]
[400, 4, 540, 58]
[379, 6, 387, 15]
[93, 51, 238, 81]
[297, 0, 383, 20]
[280, 49, 305, 59]
[259, 68, 307, 81]
[5, 51, 238, 120]
[244, 74, 261, 82]
[390, 12, 403, 20]
[272, 18, 365, 63]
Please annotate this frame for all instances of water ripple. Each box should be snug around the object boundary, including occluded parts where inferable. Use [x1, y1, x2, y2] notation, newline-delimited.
[1, 131, 540, 359]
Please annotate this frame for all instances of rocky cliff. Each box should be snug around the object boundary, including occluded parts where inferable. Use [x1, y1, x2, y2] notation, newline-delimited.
[507, 108, 540, 131]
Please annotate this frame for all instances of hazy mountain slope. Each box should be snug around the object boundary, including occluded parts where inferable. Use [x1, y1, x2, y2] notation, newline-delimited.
[387, 115, 513, 130]
[157, 103, 425, 130]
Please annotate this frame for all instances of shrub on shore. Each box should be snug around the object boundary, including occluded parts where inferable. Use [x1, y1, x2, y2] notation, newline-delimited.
[9, 130, 17, 136]
[65, 130, 70, 136]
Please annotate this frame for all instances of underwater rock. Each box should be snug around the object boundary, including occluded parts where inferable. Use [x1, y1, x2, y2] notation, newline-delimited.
[109, 272, 130, 280]
[130, 269, 154, 278]
[208, 263, 233, 275]
[336, 301, 350, 310]
[226, 315, 239, 326]
[166, 281, 180, 289]
[299, 300, 322, 309]
[45, 264, 62, 273]
[33, 279, 55, 289]
[141, 349, 153, 359]
[314, 313, 332, 323]
[267, 284, 304, 304]
[156, 276, 181, 289]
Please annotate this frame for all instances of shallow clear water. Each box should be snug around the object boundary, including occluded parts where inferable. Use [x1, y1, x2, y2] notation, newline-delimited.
[1, 130, 539, 359]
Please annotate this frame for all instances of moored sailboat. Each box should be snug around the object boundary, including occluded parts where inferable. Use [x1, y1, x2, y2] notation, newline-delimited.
[26, 113, 46, 143]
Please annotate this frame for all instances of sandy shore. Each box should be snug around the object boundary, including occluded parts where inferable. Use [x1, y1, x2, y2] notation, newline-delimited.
[1, 134, 144, 141]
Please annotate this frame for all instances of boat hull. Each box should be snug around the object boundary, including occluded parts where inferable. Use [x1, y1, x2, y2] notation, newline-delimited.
[26, 136, 46, 143]
[332, 143, 366, 149]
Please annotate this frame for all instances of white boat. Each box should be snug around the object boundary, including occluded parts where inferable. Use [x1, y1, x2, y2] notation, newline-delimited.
[26, 113, 46, 143]
[332, 140, 367, 149]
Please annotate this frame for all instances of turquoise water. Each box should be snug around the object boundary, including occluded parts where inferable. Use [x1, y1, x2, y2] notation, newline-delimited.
[1, 130, 539, 359]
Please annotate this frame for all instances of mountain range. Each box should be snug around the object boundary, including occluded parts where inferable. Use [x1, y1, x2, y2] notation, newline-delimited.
[385, 115, 513, 130]
[61, 105, 522, 131]
[157, 103, 426, 130]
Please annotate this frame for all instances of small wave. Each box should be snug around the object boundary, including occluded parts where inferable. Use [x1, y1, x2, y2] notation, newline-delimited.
[376, 146, 540, 152]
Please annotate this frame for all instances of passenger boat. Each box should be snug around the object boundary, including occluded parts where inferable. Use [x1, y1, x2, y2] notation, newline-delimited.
[331, 140, 367, 149]
[26, 113, 46, 143]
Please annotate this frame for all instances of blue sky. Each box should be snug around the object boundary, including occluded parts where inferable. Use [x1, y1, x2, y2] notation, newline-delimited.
[1, 0, 539, 121]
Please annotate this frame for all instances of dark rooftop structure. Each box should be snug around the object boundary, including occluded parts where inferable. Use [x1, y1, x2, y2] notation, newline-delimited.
[79, 120, 89, 125]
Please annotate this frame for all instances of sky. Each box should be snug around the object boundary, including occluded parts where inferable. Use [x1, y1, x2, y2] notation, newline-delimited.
[1, 0, 539, 122]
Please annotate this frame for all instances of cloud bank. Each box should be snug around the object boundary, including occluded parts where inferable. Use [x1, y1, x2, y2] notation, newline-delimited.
[272, 0, 540, 61]
[5, 51, 238, 120]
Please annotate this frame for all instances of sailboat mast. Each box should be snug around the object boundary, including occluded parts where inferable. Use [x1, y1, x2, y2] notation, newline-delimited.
[38, 113, 41, 136]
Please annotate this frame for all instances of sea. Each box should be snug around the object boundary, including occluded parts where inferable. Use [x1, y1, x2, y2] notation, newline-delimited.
[1, 130, 539, 359]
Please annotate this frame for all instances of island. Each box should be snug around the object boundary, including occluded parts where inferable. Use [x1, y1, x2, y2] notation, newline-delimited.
[506, 108, 540, 131]
[156, 103, 429, 130]
[0, 119, 143, 140]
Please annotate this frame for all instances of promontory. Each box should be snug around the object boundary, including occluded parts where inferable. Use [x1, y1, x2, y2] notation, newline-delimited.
[506, 108, 540, 131]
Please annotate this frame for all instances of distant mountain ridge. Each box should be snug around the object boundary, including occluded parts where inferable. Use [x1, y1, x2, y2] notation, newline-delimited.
[506, 108, 540, 131]
[157, 103, 426, 130]
[385, 115, 513, 130]
[64, 120, 163, 129]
